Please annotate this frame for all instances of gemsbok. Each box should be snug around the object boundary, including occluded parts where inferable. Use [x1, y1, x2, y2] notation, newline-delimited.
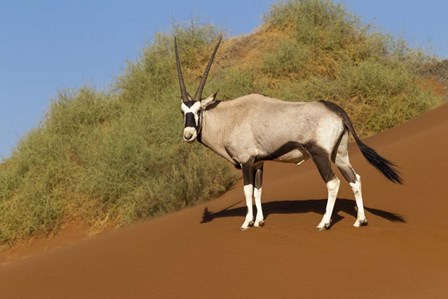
[175, 37, 402, 231]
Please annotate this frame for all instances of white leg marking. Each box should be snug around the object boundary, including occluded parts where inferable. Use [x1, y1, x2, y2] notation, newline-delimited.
[254, 188, 264, 227]
[317, 178, 340, 230]
[241, 184, 254, 230]
[350, 174, 368, 227]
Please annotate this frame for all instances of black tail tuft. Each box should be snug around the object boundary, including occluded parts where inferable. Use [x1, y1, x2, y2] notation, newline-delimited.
[319, 100, 403, 184]
[357, 142, 403, 184]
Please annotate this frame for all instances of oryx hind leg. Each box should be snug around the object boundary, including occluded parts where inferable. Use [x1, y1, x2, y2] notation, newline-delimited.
[334, 131, 368, 227]
[309, 145, 340, 231]
[254, 164, 264, 227]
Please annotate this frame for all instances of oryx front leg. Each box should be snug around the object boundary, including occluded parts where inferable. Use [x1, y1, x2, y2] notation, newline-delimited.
[241, 184, 254, 230]
[254, 165, 264, 227]
[241, 164, 255, 231]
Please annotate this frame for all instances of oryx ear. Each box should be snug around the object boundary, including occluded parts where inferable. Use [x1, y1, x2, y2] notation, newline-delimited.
[200, 91, 218, 109]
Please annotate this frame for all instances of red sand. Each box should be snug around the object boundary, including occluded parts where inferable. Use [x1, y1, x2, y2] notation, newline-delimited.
[1, 104, 447, 298]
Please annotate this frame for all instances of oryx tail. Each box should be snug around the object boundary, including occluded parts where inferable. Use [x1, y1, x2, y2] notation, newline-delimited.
[320, 100, 403, 184]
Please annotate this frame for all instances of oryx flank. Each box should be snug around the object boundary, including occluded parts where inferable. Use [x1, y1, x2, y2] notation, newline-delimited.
[175, 37, 402, 231]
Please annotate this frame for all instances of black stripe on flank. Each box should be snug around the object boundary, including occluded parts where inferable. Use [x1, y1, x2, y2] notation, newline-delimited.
[255, 141, 302, 162]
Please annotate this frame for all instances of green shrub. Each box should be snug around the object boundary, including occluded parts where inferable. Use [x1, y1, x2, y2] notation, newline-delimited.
[262, 38, 312, 78]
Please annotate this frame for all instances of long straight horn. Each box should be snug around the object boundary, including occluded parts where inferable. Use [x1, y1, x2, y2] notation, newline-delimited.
[194, 37, 222, 101]
[174, 37, 190, 102]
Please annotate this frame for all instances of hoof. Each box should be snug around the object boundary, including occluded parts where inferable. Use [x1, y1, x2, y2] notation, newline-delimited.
[240, 221, 255, 231]
[254, 220, 265, 228]
[316, 222, 330, 231]
[354, 219, 368, 227]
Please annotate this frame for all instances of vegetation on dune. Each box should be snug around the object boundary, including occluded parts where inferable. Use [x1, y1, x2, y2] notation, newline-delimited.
[0, 0, 444, 246]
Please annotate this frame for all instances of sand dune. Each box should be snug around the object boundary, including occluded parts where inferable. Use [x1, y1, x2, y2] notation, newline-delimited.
[1, 103, 447, 298]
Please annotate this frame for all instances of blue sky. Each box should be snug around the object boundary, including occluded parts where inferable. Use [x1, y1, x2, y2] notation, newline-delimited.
[1, 0, 447, 160]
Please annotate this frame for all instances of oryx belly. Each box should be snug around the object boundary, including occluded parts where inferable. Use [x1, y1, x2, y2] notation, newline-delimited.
[255, 141, 310, 164]
[273, 148, 310, 164]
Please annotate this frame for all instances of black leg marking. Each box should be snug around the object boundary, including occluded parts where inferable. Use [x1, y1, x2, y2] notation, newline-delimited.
[337, 165, 357, 183]
[307, 145, 335, 183]
[255, 164, 264, 189]
[334, 130, 357, 183]
[331, 130, 345, 163]
[242, 163, 255, 186]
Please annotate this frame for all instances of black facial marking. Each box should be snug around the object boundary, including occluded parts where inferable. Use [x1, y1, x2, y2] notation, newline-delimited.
[184, 101, 195, 108]
[185, 112, 196, 128]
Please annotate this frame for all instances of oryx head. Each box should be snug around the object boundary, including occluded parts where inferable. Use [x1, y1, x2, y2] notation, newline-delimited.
[175, 37, 221, 142]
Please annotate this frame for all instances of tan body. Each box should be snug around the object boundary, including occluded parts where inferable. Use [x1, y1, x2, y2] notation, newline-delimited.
[200, 94, 343, 168]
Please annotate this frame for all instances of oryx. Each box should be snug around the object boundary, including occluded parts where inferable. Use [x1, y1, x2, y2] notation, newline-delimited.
[175, 37, 402, 231]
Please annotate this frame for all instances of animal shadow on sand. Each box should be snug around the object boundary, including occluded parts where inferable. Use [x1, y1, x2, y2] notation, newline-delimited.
[201, 198, 405, 227]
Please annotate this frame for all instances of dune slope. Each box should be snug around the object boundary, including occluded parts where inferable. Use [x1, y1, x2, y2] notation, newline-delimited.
[0, 103, 447, 298]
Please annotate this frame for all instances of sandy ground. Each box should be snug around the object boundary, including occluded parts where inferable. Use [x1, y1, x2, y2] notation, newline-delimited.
[0, 103, 447, 299]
